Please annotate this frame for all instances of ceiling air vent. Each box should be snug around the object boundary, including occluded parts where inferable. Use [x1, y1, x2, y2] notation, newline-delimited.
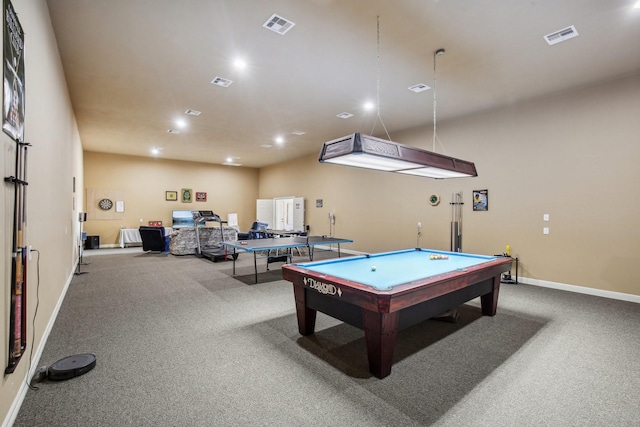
[211, 76, 233, 87]
[185, 109, 201, 116]
[263, 14, 296, 35]
[544, 25, 578, 45]
[291, 130, 306, 136]
[167, 129, 181, 134]
[408, 83, 431, 93]
[336, 112, 354, 119]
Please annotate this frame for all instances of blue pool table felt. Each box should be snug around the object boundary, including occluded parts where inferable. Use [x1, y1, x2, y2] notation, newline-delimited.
[294, 248, 497, 290]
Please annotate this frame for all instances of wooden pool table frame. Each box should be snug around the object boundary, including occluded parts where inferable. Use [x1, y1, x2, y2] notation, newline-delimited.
[282, 250, 512, 378]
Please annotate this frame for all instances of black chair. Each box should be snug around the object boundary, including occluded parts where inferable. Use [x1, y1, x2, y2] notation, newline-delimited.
[139, 226, 167, 252]
[248, 221, 269, 239]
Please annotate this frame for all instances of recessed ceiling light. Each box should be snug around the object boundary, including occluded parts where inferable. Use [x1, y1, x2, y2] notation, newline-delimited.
[408, 83, 431, 93]
[167, 129, 181, 134]
[211, 76, 233, 87]
[363, 102, 375, 111]
[635, 1, 640, 8]
[233, 59, 247, 69]
[175, 118, 187, 129]
[275, 136, 284, 144]
[263, 14, 296, 35]
[151, 147, 163, 155]
[336, 112, 354, 119]
[291, 130, 306, 135]
[185, 109, 201, 116]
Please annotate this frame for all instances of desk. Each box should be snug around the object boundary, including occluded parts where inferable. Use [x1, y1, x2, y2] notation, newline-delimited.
[119, 228, 142, 248]
[220, 236, 353, 283]
[281, 248, 512, 378]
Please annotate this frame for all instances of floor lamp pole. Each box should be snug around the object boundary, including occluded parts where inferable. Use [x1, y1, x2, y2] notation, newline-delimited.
[75, 212, 88, 275]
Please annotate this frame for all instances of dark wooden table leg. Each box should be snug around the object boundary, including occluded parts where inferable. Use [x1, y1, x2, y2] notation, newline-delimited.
[362, 310, 399, 379]
[253, 252, 258, 284]
[480, 275, 501, 316]
[293, 285, 316, 335]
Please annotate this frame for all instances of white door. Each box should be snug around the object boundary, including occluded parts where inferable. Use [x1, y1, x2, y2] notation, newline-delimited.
[275, 197, 294, 230]
[293, 197, 305, 232]
[256, 199, 274, 228]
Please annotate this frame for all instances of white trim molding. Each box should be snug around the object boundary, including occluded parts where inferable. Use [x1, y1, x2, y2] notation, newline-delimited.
[519, 276, 640, 304]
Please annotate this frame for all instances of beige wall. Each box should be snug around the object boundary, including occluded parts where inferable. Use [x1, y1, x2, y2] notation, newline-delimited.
[1, 3, 638, 423]
[83, 152, 259, 245]
[259, 73, 640, 297]
[2, 1, 84, 423]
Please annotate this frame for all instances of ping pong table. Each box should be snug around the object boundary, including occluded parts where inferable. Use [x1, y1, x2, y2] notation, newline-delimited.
[220, 235, 353, 283]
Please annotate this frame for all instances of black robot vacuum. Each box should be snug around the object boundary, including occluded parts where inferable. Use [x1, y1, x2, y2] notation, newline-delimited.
[47, 353, 96, 381]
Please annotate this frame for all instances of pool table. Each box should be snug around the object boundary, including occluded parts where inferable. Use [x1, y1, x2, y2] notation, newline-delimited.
[282, 248, 512, 378]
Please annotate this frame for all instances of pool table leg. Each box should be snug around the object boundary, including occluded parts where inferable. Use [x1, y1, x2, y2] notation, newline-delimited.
[293, 285, 317, 335]
[480, 275, 501, 316]
[362, 310, 399, 379]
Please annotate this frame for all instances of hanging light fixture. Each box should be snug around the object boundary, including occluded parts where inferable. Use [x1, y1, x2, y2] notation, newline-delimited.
[319, 133, 476, 178]
[318, 44, 477, 178]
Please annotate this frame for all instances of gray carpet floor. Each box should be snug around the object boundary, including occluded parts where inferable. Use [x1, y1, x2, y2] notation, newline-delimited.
[13, 248, 640, 426]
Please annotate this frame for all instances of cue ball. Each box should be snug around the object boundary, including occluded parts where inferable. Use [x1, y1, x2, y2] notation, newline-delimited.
[371, 266, 376, 271]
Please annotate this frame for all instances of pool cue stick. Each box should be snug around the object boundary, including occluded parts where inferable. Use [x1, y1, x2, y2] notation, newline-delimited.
[5, 141, 29, 374]
[19, 144, 29, 357]
[5, 141, 21, 374]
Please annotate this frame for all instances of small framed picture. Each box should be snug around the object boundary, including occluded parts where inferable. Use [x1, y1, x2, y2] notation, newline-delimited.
[196, 192, 207, 202]
[166, 191, 178, 201]
[473, 189, 488, 211]
[181, 188, 193, 203]
[149, 221, 162, 227]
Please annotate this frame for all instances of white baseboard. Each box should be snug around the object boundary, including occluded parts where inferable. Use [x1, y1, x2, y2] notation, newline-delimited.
[518, 276, 640, 304]
[3, 264, 75, 427]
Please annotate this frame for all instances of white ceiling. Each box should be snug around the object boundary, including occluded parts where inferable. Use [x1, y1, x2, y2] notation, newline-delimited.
[45, 0, 640, 168]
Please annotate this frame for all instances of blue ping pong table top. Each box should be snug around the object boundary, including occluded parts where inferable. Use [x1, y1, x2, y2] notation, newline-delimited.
[220, 236, 353, 252]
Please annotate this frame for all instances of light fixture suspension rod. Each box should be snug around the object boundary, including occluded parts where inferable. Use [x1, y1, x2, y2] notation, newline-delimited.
[376, 15, 381, 117]
[432, 49, 445, 151]
[433, 51, 437, 151]
[371, 16, 391, 141]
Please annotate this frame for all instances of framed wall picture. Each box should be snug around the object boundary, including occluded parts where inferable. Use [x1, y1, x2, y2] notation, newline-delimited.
[181, 188, 193, 203]
[166, 191, 178, 201]
[195, 192, 207, 202]
[3, 0, 25, 142]
[473, 189, 488, 211]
